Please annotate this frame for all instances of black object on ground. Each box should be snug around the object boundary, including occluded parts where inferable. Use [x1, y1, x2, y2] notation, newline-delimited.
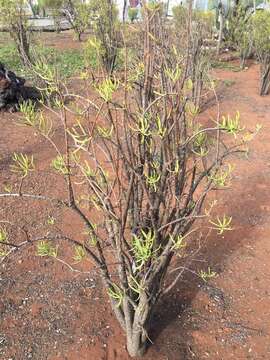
[0, 63, 40, 111]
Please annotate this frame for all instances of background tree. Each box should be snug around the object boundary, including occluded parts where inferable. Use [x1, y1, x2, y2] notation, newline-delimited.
[251, 10, 270, 95]
[62, 0, 91, 41]
[86, 0, 120, 75]
[0, 0, 32, 65]
[41, 0, 90, 41]
[40, 0, 64, 32]
[40, 0, 63, 9]
[123, 0, 128, 22]
[216, 0, 225, 54]
[37, 0, 55, 17]
[39, 0, 63, 13]
[27, 0, 37, 16]
[224, 2, 254, 68]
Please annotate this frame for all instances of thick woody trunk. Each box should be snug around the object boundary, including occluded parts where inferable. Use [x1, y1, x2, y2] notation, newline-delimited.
[125, 291, 150, 358]
[113, 259, 171, 358]
[126, 330, 147, 358]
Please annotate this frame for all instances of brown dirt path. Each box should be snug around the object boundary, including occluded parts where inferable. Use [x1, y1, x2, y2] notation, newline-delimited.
[0, 62, 270, 360]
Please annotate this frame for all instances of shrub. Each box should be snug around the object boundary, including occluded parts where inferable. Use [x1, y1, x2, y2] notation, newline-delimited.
[40, 0, 91, 40]
[0, 0, 32, 65]
[0, 3, 256, 359]
[87, 0, 121, 75]
[31, 4, 40, 17]
[172, 4, 188, 29]
[251, 11, 270, 95]
[226, 5, 253, 68]
[62, 0, 91, 41]
[128, 7, 139, 23]
[193, 9, 215, 37]
[173, 5, 215, 41]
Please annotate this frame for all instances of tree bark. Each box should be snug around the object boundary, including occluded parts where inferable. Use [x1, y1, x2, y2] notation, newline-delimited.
[12, 23, 31, 66]
[126, 331, 147, 358]
[122, 0, 127, 23]
[216, 2, 224, 55]
[77, 31, 82, 42]
[260, 62, 270, 96]
[125, 291, 150, 358]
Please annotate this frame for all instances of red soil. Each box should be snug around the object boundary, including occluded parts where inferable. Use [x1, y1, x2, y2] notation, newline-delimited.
[0, 35, 270, 359]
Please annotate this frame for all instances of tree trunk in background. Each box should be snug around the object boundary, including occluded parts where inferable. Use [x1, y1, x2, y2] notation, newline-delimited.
[216, 2, 224, 55]
[260, 61, 270, 96]
[123, 0, 127, 22]
[12, 21, 32, 66]
[166, 0, 170, 17]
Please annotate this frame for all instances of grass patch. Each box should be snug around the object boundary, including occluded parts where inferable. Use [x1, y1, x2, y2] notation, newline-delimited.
[0, 43, 85, 79]
[212, 61, 241, 72]
[223, 79, 236, 87]
[34, 46, 85, 78]
[0, 43, 22, 74]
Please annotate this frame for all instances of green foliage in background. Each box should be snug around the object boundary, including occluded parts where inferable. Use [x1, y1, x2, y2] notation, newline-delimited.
[88, 0, 121, 74]
[226, 5, 252, 67]
[0, 41, 84, 78]
[252, 10, 270, 61]
[0, 0, 32, 64]
[128, 7, 139, 23]
[173, 5, 214, 36]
